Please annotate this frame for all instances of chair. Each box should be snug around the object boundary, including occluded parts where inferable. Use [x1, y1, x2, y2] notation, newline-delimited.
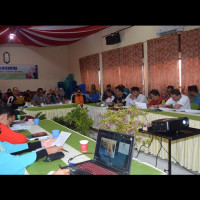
[190, 103, 199, 110]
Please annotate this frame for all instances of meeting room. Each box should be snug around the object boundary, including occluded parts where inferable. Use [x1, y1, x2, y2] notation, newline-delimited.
[0, 25, 200, 175]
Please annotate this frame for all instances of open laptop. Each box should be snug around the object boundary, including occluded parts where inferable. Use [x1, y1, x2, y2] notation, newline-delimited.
[65, 129, 134, 175]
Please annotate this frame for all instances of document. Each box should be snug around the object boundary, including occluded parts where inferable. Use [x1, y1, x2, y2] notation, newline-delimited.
[10, 124, 31, 130]
[52, 131, 71, 146]
[135, 102, 147, 109]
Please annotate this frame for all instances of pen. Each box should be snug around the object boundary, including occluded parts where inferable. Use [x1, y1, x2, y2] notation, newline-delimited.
[63, 149, 68, 153]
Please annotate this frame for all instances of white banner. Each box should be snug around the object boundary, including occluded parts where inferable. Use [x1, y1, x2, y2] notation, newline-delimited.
[0, 65, 38, 79]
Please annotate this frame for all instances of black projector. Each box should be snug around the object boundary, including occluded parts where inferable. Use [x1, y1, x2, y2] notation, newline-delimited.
[151, 117, 189, 133]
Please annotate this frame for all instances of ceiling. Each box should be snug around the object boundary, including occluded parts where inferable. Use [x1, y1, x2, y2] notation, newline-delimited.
[0, 25, 109, 47]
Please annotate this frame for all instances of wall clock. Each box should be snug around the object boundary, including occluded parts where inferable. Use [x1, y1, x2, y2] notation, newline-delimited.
[3, 52, 10, 64]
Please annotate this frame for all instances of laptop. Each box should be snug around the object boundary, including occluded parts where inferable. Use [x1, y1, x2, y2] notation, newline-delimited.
[65, 129, 134, 175]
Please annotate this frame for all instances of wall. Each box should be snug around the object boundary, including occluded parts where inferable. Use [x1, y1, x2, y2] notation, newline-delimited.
[0, 44, 69, 92]
[67, 25, 200, 95]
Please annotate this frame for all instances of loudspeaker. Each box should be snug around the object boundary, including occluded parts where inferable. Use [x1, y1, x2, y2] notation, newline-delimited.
[106, 32, 121, 45]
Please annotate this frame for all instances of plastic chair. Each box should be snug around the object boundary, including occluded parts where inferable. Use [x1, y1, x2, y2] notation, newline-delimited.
[190, 103, 199, 110]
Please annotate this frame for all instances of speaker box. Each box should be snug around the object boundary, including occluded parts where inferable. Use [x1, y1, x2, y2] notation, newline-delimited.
[106, 32, 121, 45]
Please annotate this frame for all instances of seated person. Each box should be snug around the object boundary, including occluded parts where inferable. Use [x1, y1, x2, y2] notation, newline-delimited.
[8, 87, 25, 109]
[0, 139, 66, 175]
[102, 84, 115, 101]
[71, 88, 86, 107]
[110, 85, 128, 106]
[89, 84, 101, 103]
[188, 85, 200, 107]
[147, 89, 166, 108]
[24, 90, 32, 102]
[158, 89, 191, 110]
[3, 88, 13, 103]
[125, 87, 148, 106]
[119, 84, 130, 95]
[104, 89, 115, 105]
[51, 88, 64, 104]
[32, 88, 50, 106]
[165, 85, 174, 101]
[59, 88, 65, 102]
[0, 107, 27, 144]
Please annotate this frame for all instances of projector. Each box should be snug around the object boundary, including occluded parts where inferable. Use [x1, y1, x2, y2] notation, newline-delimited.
[151, 117, 189, 133]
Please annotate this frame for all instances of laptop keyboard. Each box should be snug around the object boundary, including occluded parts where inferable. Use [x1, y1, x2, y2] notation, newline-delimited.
[76, 162, 118, 175]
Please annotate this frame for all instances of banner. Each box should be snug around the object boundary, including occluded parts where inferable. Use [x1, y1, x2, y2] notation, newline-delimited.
[0, 65, 38, 79]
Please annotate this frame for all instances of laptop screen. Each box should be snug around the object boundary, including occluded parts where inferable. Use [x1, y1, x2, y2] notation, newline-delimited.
[94, 129, 134, 174]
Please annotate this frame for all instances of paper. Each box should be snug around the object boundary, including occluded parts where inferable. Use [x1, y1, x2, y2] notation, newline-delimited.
[52, 131, 71, 146]
[184, 109, 200, 113]
[27, 135, 50, 141]
[135, 102, 147, 109]
[10, 124, 31, 130]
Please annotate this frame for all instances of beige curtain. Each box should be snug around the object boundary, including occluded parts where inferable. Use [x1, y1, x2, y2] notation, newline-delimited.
[180, 28, 200, 94]
[147, 34, 180, 96]
[102, 43, 143, 92]
[79, 53, 100, 91]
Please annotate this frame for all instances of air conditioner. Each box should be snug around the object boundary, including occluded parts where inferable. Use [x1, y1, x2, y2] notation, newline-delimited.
[156, 26, 184, 37]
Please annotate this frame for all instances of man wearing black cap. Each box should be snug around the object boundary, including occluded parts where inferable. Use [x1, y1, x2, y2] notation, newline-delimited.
[71, 88, 86, 107]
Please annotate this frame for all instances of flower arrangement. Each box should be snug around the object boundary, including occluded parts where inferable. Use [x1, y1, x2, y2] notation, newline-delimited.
[99, 106, 151, 146]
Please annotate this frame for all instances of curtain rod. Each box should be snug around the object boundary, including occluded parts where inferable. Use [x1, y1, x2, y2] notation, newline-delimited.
[102, 25, 134, 38]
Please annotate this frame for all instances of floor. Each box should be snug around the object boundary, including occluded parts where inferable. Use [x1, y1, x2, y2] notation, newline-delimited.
[132, 149, 200, 175]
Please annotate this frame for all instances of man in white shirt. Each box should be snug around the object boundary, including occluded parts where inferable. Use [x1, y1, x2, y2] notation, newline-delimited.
[125, 87, 148, 106]
[158, 89, 191, 110]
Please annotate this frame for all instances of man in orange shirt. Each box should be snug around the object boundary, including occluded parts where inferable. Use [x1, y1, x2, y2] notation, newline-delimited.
[0, 107, 27, 144]
[71, 88, 86, 107]
[147, 89, 166, 108]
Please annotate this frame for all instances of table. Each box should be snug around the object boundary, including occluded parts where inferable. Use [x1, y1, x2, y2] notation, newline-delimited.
[21, 119, 164, 175]
[23, 104, 200, 173]
[139, 127, 200, 175]
[24, 104, 77, 120]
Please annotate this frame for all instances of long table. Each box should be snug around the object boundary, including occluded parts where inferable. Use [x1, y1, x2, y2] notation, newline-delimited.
[23, 104, 200, 173]
[21, 119, 164, 175]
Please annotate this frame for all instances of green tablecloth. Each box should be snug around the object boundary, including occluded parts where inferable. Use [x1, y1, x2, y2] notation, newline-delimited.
[23, 120, 163, 175]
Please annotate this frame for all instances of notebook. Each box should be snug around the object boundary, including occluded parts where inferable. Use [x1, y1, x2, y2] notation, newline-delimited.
[15, 96, 25, 104]
[65, 129, 134, 175]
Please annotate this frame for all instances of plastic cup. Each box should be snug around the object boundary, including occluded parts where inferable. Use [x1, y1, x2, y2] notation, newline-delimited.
[33, 118, 40, 125]
[52, 129, 60, 138]
[80, 140, 88, 152]
[17, 115, 21, 120]
[28, 118, 34, 125]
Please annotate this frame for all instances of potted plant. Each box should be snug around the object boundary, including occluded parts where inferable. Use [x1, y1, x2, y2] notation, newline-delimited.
[63, 106, 94, 137]
[99, 106, 151, 146]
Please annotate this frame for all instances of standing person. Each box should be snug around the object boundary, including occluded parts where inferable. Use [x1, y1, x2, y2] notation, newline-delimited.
[32, 88, 49, 106]
[125, 87, 148, 106]
[158, 89, 191, 110]
[147, 89, 166, 108]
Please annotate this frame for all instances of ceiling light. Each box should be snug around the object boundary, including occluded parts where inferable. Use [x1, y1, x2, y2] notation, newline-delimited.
[9, 33, 16, 40]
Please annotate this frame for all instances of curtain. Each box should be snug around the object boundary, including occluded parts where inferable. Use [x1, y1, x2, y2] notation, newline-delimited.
[79, 53, 100, 91]
[102, 48, 121, 91]
[180, 28, 200, 94]
[120, 43, 143, 92]
[147, 34, 180, 96]
[102, 43, 143, 92]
